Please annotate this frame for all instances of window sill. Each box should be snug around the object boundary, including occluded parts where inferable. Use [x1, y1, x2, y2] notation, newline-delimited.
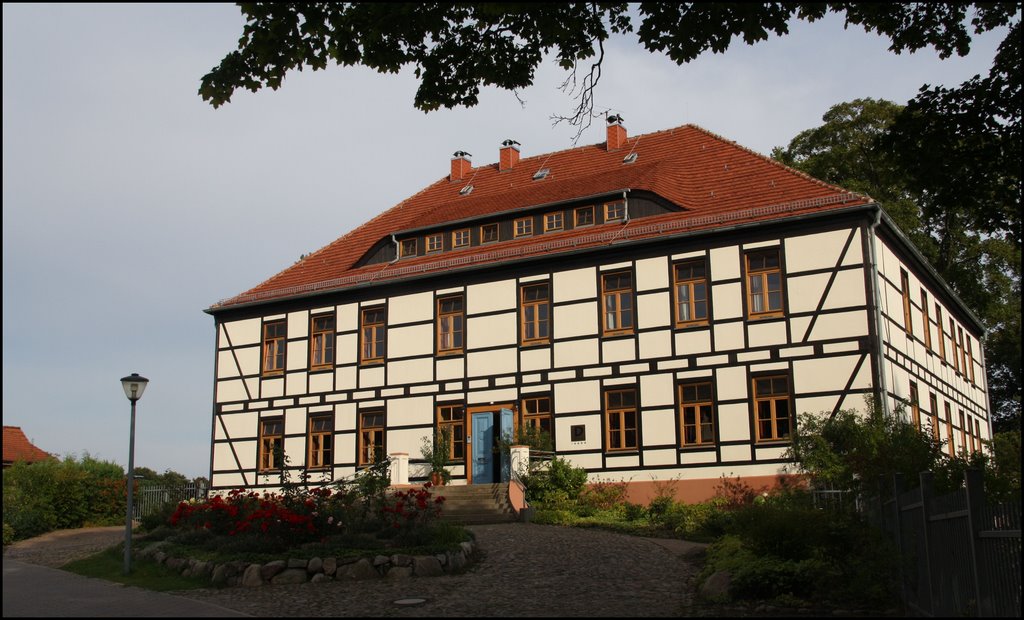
[261, 370, 285, 378]
[437, 349, 464, 358]
[747, 312, 785, 321]
[602, 330, 635, 339]
[360, 360, 385, 367]
[309, 365, 334, 373]
[521, 339, 550, 348]
[674, 321, 709, 330]
[679, 443, 716, 450]
[605, 449, 639, 455]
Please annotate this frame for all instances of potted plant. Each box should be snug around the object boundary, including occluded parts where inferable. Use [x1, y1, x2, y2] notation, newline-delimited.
[420, 427, 453, 486]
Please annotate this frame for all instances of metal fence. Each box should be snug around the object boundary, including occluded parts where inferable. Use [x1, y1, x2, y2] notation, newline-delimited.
[878, 469, 1021, 617]
[133, 481, 208, 520]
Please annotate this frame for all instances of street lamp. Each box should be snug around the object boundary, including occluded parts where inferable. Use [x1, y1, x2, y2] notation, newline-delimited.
[120, 372, 148, 575]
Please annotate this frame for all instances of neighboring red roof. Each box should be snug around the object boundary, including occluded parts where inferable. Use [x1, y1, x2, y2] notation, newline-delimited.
[3, 426, 52, 465]
[212, 123, 869, 309]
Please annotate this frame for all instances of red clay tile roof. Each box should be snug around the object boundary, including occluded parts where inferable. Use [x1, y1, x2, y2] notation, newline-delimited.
[3, 426, 52, 465]
[211, 123, 870, 309]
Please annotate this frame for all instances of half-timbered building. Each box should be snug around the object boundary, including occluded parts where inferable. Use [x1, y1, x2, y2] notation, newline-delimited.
[205, 119, 990, 502]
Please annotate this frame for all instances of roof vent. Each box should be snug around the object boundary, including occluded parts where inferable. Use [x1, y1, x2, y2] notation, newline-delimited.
[622, 153, 638, 164]
[459, 185, 474, 196]
[532, 168, 550, 180]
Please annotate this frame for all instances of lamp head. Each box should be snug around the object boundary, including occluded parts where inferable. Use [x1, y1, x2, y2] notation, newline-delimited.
[120, 373, 149, 402]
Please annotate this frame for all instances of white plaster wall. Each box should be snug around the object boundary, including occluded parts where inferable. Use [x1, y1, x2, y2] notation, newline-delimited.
[388, 358, 434, 386]
[639, 330, 672, 359]
[823, 269, 868, 309]
[720, 444, 752, 462]
[467, 388, 518, 404]
[286, 340, 308, 371]
[520, 347, 551, 372]
[261, 377, 284, 399]
[554, 380, 601, 413]
[218, 350, 240, 378]
[389, 291, 434, 325]
[638, 291, 671, 329]
[785, 229, 851, 273]
[563, 452, 603, 470]
[709, 246, 740, 281]
[468, 313, 517, 349]
[641, 408, 676, 444]
[640, 374, 674, 407]
[717, 403, 751, 442]
[337, 303, 358, 332]
[787, 273, 829, 314]
[467, 279, 516, 315]
[216, 413, 254, 440]
[467, 348, 517, 377]
[712, 282, 743, 320]
[806, 310, 868, 341]
[635, 256, 668, 291]
[747, 320, 788, 348]
[553, 266, 596, 302]
[286, 372, 308, 396]
[217, 380, 247, 404]
[436, 357, 464, 380]
[606, 454, 641, 468]
[554, 338, 599, 368]
[714, 322, 745, 351]
[334, 366, 357, 391]
[335, 403, 357, 431]
[309, 372, 333, 393]
[643, 448, 678, 466]
[680, 450, 717, 465]
[360, 366, 385, 388]
[388, 427, 432, 459]
[602, 338, 635, 363]
[676, 329, 711, 355]
[388, 324, 433, 358]
[223, 318, 261, 347]
[288, 311, 309, 339]
[554, 302, 598, 338]
[795, 395, 841, 417]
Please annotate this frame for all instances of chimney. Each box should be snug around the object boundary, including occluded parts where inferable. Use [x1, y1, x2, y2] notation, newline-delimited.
[606, 114, 627, 150]
[450, 150, 472, 181]
[499, 139, 520, 171]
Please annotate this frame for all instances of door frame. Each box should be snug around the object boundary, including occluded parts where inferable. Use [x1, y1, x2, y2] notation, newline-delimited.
[466, 403, 515, 484]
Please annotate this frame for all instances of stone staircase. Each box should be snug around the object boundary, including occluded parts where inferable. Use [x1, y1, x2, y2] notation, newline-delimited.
[434, 482, 518, 524]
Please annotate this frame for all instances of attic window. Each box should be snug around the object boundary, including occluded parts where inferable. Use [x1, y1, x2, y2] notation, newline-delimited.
[532, 168, 550, 180]
[399, 239, 417, 258]
[459, 185, 474, 196]
[623, 153, 638, 164]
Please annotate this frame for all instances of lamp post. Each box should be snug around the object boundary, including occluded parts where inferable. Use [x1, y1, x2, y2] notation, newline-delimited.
[120, 373, 148, 575]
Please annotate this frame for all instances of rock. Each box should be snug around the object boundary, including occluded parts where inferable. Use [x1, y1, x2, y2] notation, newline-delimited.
[460, 541, 473, 556]
[336, 556, 359, 566]
[260, 560, 287, 581]
[413, 555, 444, 577]
[310, 573, 332, 583]
[435, 553, 447, 566]
[391, 554, 412, 567]
[211, 564, 229, 586]
[307, 557, 323, 573]
[192, 560, 212, 579]
[347, 558, 380, 580]
[700, 570, 732, 602]
[241, 564, 264, 587]
[387, 566, 413, 579]
[322, 557, 337, 576]
[271, 568, 308, 585]
[287, 558, 308, 569]
[153, 551, 167, 564]
[447, 550, 466, 572]
[165, 557, 186, 572]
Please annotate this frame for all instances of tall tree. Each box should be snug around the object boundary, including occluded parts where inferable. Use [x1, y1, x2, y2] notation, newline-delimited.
[774, 98, 1021, 426]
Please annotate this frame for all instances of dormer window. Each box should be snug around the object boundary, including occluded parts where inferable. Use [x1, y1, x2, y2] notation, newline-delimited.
[400, 239, 417, 258]
[544, 212, 564, 232]
[575, 206, 595, 227]
[481, 223, 499, 244]
[604, 201, 625, 222]
[514, 217, 533, 238]
[426, 233, 443, 253]
[452, 228, 470, 248]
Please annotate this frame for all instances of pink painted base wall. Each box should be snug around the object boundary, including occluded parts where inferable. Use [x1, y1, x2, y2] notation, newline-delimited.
[615, 474, 807, 505]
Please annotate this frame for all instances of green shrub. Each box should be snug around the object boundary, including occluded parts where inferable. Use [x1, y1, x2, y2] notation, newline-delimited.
[579, 478, 627, 510]
[623, 502, 646, 521]
[521, 457, 588, 506]
[3, 523, 14, 546]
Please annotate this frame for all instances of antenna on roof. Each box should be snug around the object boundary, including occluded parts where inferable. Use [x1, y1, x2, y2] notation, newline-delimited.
[453, 150, 472, 158]
[607, 114, 623, 124]
[501, 139, 520, 147]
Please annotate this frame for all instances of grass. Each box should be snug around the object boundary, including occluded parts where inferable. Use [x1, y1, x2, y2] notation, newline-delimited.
[62, 545, 212, 591]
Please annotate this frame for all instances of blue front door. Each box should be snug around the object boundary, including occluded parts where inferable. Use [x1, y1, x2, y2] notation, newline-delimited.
[472, 412, 495, 483]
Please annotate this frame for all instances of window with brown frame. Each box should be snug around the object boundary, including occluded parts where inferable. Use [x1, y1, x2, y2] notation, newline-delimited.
[262, 320, 286, 375]
[309, 314, 335, 370]
[959, 410, 967, 455]
[437, 296, 464, 354]
[544, 212, 564, 232]
[358, 411, 385, 466]
[958, 327, 968, 379]
[967, 414, 976, 453]
[673, 260, 709, 326]
[935, 304, 947, 362]
[929, 393, 940, 442]
[514, 217, 533, 238]
[944, 402, 954, 457]
[950, 318, 960, 374]
[921, 291, 932, 350]
[605, 388, 638, 451]
[745, 249, 784, 317]
[604, 200, 625, 222]
[521, 283, 550, 344]
[308, 416, 333, 469]
[974, 419, 981, 452]
[909, 382, 920, 430]
[966, 337, 975, 384]
[679, 382, 715, 447]
[437, 404, 465, 461]
[574, 205, 595, 227]
[753, 375, 792, 442]
[425, 233, 443, 253]
[900, 269, 913, 334]
[400, 238, 417, 258]
[601, 271, 634, 335]
[481, 223, 499, 244]
[522, 396, 552, 436]
[258, 418, 283, 471]
[452, 228, 470, 248]
[360, 307, 386, 364]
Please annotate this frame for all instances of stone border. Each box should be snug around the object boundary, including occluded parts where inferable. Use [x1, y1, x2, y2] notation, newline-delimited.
[137, 540, 477, 587]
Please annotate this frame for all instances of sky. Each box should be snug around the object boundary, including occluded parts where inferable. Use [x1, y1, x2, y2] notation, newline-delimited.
[2, 4, 1008, 479]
